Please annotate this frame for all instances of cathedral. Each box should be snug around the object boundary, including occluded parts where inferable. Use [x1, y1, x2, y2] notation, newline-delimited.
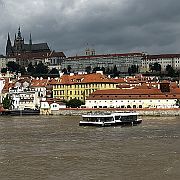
[6, 27, 50, 57]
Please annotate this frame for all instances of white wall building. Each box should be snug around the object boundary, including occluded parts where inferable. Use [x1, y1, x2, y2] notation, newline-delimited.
[8, 87, 39, 110]
[85, 87, 180, 109]
[141, 54, 180, 72]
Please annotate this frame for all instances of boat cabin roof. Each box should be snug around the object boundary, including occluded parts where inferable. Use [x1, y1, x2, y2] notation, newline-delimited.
[82, 111, 138, 118]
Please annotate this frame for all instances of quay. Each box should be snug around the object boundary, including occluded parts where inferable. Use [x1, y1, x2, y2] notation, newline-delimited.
[40, 108, 180, 116]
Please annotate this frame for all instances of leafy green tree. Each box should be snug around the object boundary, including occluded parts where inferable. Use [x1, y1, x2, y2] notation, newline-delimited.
[128, 67, 132, 75]
[165, 64, 175, 77]
[105, 67, 111, 74]
[35, 62, 49, 75]
[2, 95, 12, 109]
[1, 68, 7, 73]
[49, 68, 59, 75]
[166, 64, 171, 72]
[92, 66, 101, 73]
[128, 65, 139, 75]
[19, 66, 27, 75]
[27, 62, 35, 75]
[67, 98, 84, 108]
[153, 62, 161, 72]
[67, 65, 72, 73]
[113, 65, 118, 74]
[6, 61, 20, 73]
[85, 66, 91, 74]
[62, 68, 68, 74]
[101, 67, 106, 74]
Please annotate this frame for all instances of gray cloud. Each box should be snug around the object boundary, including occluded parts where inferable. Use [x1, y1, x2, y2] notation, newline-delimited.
[1, 0, 180, 56]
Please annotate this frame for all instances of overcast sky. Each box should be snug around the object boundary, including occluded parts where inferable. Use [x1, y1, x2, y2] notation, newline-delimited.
[1, 0, 180, 56]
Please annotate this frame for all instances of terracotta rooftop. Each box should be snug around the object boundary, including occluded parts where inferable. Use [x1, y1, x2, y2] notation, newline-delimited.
[56, 73, 117, 85]
[87, 87, 180, 100]
[30, 79, 48, 87]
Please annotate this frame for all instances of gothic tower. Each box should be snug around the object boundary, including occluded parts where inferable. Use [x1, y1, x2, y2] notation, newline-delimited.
[14, 27, 24, 53]
[6, 33, 13, 56]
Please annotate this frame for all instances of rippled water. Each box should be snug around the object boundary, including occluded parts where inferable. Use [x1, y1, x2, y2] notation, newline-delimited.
[0, 115, 180, 180]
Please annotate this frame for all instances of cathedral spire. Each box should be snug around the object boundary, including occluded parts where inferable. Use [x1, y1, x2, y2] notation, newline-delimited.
[17, 26, 22, 39]
[6, 33, 13, 56]
[29, 33, 32, 45]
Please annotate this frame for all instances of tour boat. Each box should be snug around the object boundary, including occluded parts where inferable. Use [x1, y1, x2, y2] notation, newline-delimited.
[79, 111, 142, 127]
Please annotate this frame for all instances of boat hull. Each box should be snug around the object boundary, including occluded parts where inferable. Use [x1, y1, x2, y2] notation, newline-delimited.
[79, 121, 116, 127]
[79, 119, 142, 127]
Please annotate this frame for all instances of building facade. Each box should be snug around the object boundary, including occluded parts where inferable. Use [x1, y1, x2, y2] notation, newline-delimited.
[85, 83, 180, 109]
[52, 72, 118, 101]
[62, 53, 144, 73]
[141, 54, 180, 72]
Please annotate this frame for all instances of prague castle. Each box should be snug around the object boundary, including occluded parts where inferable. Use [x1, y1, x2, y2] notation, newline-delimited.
[6, 27, 50, 57]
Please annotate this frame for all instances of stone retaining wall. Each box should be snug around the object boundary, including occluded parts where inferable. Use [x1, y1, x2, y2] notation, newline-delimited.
[41, 108, 180, 116]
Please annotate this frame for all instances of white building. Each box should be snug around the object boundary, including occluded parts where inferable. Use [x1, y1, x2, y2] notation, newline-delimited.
[9, 87, 39, 110]
[40, 98, 66, 115]
[141, 54, 180, 72]
[85, 84, 180, 109]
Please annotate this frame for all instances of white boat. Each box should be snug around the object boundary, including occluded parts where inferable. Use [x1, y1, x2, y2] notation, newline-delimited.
[79, 111, 142, 127]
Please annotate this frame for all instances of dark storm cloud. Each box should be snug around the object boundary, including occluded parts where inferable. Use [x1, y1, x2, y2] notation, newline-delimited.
[1, 0, 180, 56]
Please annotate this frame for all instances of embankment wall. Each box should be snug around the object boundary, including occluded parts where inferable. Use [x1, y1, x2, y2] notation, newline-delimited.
[41, 108, 180, 116]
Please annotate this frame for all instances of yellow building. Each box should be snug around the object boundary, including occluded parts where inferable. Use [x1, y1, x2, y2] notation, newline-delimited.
[52, 73, 118, 101]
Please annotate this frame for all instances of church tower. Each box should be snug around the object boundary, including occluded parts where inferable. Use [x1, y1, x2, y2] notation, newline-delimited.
[29, 33, 32, 51]
[14, 27, 24, 53]
[6, 33, 13, 56]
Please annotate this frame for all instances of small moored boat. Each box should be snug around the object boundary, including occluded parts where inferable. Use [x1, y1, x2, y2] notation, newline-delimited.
[79, 111, 142, 127]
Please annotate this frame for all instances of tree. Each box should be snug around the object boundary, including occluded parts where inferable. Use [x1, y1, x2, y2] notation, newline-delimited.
[62, 68, 68, 74]
[2, 95, 12, 109]
[153, 62, 161, 72]
[67, 98, 84, 108]
[128, 65, 138, 75]
[27, 62, 35, 75]
[6, 61, 20, 73]
[49, 68, 59, 75]
[165, 64, 175, 77]
[35, 62, 49, 75]
[85, 66, 91, 74]
[101, 67, 106, 74]
[166, 64, 171, 72]
[1, 68, 7, 73]
[67, 65, 72, 73]
[19, 66, 27, 75]
[128, 67, 132, 75]
[92, 66, 101, 73]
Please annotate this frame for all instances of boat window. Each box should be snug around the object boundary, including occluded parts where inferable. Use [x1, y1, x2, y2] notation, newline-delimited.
[115, 116, 120, 120]
[121, 115, 137, 121]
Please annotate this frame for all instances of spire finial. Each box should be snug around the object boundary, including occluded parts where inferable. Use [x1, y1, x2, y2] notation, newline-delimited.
[18, 26, 22, 38]
[29, 33, 32, 45]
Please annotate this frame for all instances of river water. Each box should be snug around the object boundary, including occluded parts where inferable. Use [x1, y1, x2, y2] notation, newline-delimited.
[0, 115, 179, 180]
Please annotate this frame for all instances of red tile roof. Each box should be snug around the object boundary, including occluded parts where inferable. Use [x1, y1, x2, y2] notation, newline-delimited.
[30, 79, 48, 87]
[56, 73, 117, 85]
[87, 87, 180, 100]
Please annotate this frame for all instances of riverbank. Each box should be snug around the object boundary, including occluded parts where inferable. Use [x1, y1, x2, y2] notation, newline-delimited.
[42, 108, 180, 116]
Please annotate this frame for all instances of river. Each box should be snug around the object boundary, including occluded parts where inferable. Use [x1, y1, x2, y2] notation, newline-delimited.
[0, 115, 180, 180]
